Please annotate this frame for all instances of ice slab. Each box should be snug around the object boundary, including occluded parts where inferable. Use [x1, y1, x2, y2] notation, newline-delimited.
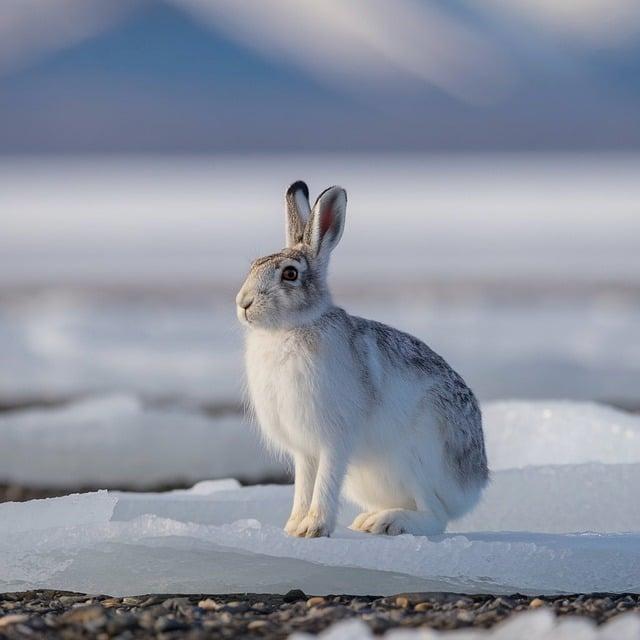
[2, 397, 639, 488]
[0, 490, 116, 535]
[1, 468, 638, 596]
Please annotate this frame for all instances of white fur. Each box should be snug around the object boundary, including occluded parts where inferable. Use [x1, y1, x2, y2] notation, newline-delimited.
[238, 183, 486, 538]
[244, 322, 483, 538]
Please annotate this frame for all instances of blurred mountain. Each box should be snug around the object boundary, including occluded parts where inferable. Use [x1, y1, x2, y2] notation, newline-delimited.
[0, 0, 639, 153]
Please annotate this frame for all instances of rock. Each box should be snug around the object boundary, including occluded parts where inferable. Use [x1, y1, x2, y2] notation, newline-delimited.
[122, 597, 143, 606]
[137, 611, 158, 630]
[162, 597, 190, 610]
[457, 610, 474, 622]
[248, 620, 269, 630]
[529, 598, 545, 608]
[106, 613, 139, 634]
[494, 597, 515, 609]
[101, 598, 122, 608]
[283, 589, 307, 603]
[198, 598, 219, 611]
[58, 595, 89, 606]
[395, 596, 410, 608]
[394, 593, 461, 607]
[306, 597, 327, 608]
[139, 596, 164, 607]
[414, 602, 432, 612]
[218, 612, 233, 624]
[0, 614, 29, 628]
[61, 605, 106, 625]
[225, 600, 250, 612]
[154, 616, 189, 632]
[455, 597, 475, 608]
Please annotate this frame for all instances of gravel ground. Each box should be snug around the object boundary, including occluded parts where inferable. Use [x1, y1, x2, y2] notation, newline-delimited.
[0, 590, 638, 639]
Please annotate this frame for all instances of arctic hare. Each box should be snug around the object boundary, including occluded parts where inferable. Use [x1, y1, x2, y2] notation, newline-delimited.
[236, 181, 488, 537]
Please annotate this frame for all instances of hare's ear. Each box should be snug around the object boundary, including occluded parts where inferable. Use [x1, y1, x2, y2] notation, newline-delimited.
[304, 186, 347, 260]
[285, 180, 311, 247]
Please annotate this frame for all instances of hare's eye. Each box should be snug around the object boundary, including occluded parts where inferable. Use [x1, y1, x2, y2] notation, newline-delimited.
[282, 266, 298, 282]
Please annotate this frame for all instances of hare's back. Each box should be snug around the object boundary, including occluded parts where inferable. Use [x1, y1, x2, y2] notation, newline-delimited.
[350, 315, 489, 486]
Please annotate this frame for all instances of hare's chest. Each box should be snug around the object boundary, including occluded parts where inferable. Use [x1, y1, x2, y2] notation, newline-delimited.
[245, 330, 319, 451]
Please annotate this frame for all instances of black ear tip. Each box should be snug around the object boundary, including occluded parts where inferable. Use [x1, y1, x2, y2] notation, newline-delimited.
[287, 180, 309, 199]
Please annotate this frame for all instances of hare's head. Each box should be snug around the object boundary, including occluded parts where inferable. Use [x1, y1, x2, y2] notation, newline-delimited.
[236, 181, 346, 329]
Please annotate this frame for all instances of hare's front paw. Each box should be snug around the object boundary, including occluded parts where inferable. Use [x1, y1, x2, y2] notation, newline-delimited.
[284, 512, 305, 536]
[294, 511, 333, 538]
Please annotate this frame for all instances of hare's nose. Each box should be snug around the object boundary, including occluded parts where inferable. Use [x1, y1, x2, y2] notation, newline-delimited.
[236, 291, 254, 309]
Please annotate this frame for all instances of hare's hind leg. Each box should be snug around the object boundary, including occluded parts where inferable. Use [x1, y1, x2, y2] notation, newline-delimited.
[350, 459, 450, 536]
[349, 510, 377, 531]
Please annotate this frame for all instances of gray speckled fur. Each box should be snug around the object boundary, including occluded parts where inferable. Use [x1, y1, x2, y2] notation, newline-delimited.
[307, 309, 489, 486]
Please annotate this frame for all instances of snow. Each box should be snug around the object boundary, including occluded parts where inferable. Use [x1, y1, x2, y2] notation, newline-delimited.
[484, 401, 640, 469]
[0, 395, 281, 487]
[2, 396, 639, 488]
[0, 154, 639, 603]
[1, 288, 639, 406]
[290, 613, 640, 639]
[1, 154, 639, 406]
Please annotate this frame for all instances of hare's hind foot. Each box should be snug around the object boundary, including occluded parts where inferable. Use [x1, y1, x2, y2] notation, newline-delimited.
[349, 511, 377, 531]
[350, 508, 446, 536]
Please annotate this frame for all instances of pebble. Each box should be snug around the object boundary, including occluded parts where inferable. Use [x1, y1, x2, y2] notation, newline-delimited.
[61, 605, 106, 624]
[306, 597, 327, 607]
[457, 610, 474, 622]
[0, 614, 29, 628]
[225, 600, 250, 612]
[395, 596, 410, 608]
[248, 620, 269, 629]
[0, 589, 637, 639]
[58, 595, 89, 606]
[106, 612, 138, 633]
[162, 597, 189, 610]
[101, 598, 122, 609]
[154, 616, 189, 632]
[122, 597, 143, 606]
[139, 596, 164, 607]
[283, 589, 307, 602]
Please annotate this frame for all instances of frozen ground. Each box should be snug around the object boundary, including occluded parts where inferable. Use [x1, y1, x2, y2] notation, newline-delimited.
[293, 613, 640, 640]
[1, 402, 638, 596]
